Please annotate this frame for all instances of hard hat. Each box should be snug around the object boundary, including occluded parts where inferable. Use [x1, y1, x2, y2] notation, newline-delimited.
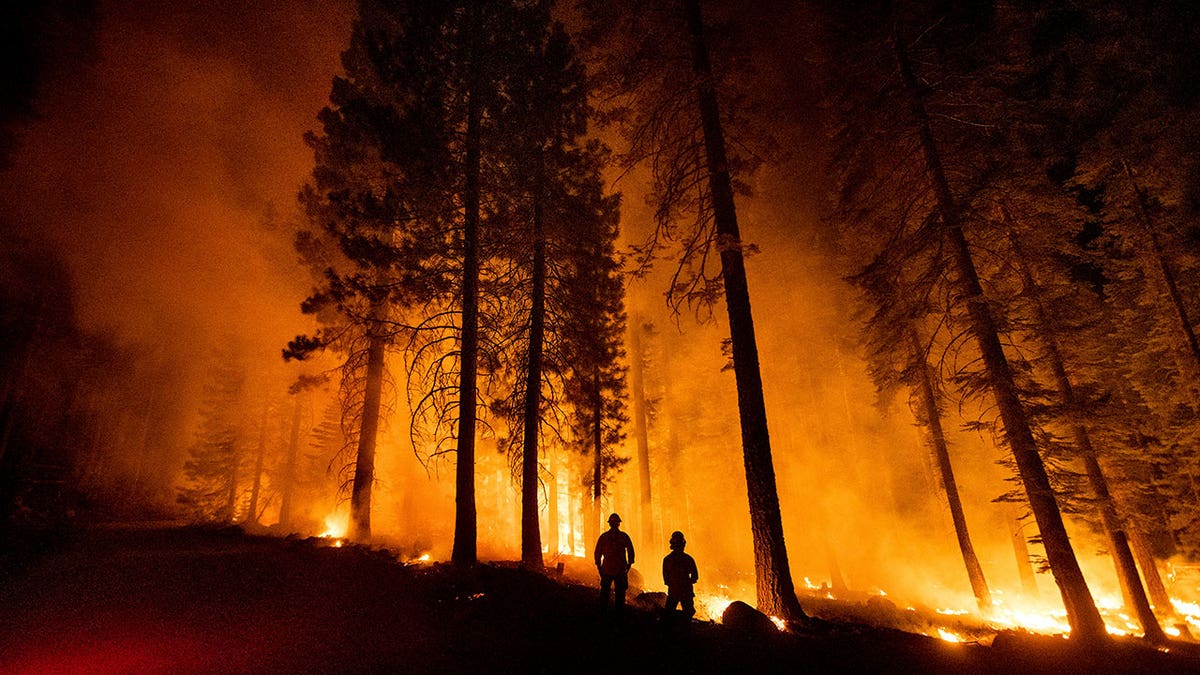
[670, 531, 685, 545]
[608, 513, 622, 524]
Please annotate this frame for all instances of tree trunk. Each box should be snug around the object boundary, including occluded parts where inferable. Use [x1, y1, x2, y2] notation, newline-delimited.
[1079, 453, 1166, 642]
[1007, 507, 1040, 597]
[452, 12, 482, 567]
[892, 27, 1106, 641]
[823, 533, 848, 595]
[247, 403, 268, 526]
[1128, 526, 1176, 618]
[591, 366, 603, 543]
[223, 440, 239, 524]
[278, 395, 302, 530]
[581, 461, 596, 558]
[629, 317, 655, 555]
[1003, 217, 1165, 642]
[682, 0, 805, 623]
[909, 328, 992, 612]
[548, 446, 559, 556]
[1123, 161, 1200, 377]
[520, 156, 547, 570]
[350, 318, 387, 542]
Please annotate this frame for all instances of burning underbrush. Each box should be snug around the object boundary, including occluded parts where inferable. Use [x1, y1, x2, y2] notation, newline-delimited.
[5, 526, 1200, 673]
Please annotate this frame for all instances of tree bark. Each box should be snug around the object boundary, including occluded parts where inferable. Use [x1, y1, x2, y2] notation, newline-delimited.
[629, 317, 655, 555]
[682, 0, 806, 622]
[350, 318, 387, 541]
[520, 155, 547, 570]
[452, 12, 483, 567]
[893, 27, 1106, 641]
[909, 328, 992, 612]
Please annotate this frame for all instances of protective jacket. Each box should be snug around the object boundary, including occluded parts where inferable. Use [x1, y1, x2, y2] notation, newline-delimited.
[594, 529, 635, 576]
[663, 550, 698, 598]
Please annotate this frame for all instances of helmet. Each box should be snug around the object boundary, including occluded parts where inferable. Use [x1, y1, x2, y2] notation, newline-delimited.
[670, 531, 686, 549]
[608, 513, 622, 525]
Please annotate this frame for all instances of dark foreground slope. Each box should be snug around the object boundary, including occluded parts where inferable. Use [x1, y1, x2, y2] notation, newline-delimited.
[0, 526, 1195, 674]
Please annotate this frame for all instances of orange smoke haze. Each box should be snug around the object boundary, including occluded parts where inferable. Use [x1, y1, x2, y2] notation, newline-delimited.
[0, 0, 1145, 634]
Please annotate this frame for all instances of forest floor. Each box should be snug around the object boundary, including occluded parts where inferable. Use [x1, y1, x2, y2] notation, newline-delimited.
[1, 524, 1198, 674]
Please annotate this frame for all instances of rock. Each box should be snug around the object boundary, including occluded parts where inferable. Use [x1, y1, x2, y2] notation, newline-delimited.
[634, 591, 667, 610]
[722, 600, 778, 635]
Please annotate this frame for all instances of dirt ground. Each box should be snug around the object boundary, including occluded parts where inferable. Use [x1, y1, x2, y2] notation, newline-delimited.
[1, 525, 1197, 674]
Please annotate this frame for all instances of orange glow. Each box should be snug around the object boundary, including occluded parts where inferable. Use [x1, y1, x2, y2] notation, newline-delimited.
[935, 628, 965, 643]
[319, 512, 349, 540]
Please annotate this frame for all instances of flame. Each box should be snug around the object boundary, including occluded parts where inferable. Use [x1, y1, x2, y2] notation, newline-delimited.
[319, 512, 349, 540]
[692, 593, 785, 631]
[936, 628, 964, 643]
[696, 594, 734, 622]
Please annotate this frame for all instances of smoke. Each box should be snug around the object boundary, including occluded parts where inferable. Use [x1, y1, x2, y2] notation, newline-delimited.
[0, 0, 354, 348]
[0, 0, 1129, 622]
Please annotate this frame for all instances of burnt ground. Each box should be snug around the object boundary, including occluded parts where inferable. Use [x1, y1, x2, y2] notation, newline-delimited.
[0, 525, 1197, 674]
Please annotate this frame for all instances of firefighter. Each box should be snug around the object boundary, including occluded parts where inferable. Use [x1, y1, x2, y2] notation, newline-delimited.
[594, 513, 635, 616]
[662, 530, 698, 622]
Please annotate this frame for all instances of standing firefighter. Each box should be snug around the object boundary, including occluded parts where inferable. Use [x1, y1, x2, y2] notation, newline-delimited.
[662, 531, 698, 622]
[595, 513, 635, 616]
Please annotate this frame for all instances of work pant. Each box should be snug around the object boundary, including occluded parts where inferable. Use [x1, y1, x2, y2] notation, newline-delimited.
[664, 593, 696, 620]
[599, 573, 629, 614]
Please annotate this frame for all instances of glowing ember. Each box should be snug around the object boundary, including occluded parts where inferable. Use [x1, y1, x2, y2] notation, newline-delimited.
[769, 615, 787, 631]
[417, 553, 431, 562]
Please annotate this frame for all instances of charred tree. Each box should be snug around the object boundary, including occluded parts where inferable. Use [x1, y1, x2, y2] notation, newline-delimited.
[591, 366, 603, 542]
[350, 307, 387, 541]
[893, 27, 1107, 642]
[451, 4, 483, 568]
[547, 446, 560, 555]
[520, 158, 547, 569]
[278, 394, 303, 530]
[1129, 527, 1176, 618]
[909, 328, 992, 612]
[629, 318, 654, 554]
[246, 404, 269, 526]
[1007, 509, 1039, 597]
[682, 0, 805, 623]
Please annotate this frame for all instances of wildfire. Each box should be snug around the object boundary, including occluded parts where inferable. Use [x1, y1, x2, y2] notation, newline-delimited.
[1171, 599, 1200, 634]
[696, 594, 734, 622]
[936, 628, 965, 643]
[319, 512, 349, 544]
